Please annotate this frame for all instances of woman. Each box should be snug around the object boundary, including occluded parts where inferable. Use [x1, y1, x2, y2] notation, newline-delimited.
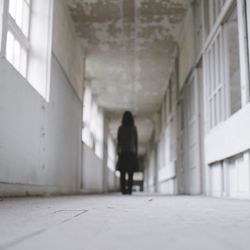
[117, 111, 138, 195]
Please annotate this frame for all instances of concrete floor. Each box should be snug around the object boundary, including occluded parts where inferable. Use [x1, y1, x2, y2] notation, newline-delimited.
[0, 194, 250, 250]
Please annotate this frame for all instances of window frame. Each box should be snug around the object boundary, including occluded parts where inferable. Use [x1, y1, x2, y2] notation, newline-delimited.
[8, 0, 31, 38]
[238, 0, 250, 105]
[205, 27, 226, 130]
[168, 79, 172, 115]
[1, 0, 53, 102]
[204, 0, 249, 132]
[0, 0, 8, 56]
[193, 0, 203, 57]
[6, 0, 32, 78]
[223, 5, 243, 116]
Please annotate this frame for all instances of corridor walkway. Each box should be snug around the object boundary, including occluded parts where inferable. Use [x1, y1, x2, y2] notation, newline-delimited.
[0, 194, 250, 250]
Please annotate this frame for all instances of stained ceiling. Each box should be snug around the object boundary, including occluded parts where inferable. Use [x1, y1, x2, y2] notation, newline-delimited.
[66, 0, 190, 155]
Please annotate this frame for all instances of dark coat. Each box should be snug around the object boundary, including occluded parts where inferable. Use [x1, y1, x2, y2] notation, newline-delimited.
[116, 125, 138, 172]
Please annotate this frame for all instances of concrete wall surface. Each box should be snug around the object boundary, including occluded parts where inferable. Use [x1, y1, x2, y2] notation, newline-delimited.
[82, 144, 119, 193]
[0, 56, 82, 196]
[178, 7, 195, 90]
[52, 0, 84, 101]
[208, 151, 250, 199]
[158, 179, 176, 194]
[106, 168, 119, 192]
[82, 144, 103, 193]
[205, 104, 250, 164]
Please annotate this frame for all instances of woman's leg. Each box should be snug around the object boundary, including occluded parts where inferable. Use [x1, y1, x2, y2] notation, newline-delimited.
[120, 171, 126, 194]
[128, 171, 134, 194]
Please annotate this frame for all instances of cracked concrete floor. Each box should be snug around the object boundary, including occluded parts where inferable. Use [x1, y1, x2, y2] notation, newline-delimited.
[0, 194, 250, 250]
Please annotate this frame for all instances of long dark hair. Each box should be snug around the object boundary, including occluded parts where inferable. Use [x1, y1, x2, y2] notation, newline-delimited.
[122, 111, 134, 126]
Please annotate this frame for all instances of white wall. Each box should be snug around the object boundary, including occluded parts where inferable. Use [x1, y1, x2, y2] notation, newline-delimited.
[208, 152, 250, 199]
[0, 0, 4, 52]
[82, 144, 103, 193]
[0, 53, 119, 195]
[0, 55, 82, 195]
[0, 0, 88, 196]
[107, 169, 118, 192]
[208, 163, 223, 197]
[205, 104, 250, 163]
[205, 103, 250, 200]
[178, 7, 195, 89]
[82, 144, 119, 193]
[158, 179, 176, 194]
[52, 0, 84, 101]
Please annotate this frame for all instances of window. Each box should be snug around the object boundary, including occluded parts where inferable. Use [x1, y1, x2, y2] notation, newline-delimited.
[1, 0, 53, 100]
[82, 87, 94, 148]
[194, 0, 203, 55]
[6, 0, 31, 77]
[107, 136, 116, 171]
[160, 98, 165, 132]
[205, 30, 225, 129]
[204, 0, 228, 35]
[165, 91, 168, 122]
[210, 0, 227, 25]
[0, 0, 5, 52]
[92, 105, 104, 159]
[82, 86, 104, 158]
[168, 72, 176, 117]
[224, 7, 241, 115]
[8, 0, 31, 37]
[181, 77, 198, 178]
[246, 0, 250, 79]
[204, 4, 241, 131]
[169, 118, 175, 162]
[168, 79, 172, 114]
[159, 136, 165, 169]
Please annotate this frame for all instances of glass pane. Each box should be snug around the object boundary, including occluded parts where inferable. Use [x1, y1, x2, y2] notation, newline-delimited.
[215, 93, 219, 124]
[225, 7, 241, 115]
[213, 98, 216, 127]
[9, 0, 17, 18]
[208, 0, 227, 28]
[181, 104, 184, 130]
[212, 44, 216, 91]
[212, 0, 217, 24]
[209, 99, 212, 129]
[218, 88, 222, 121]
[208, 50, 212, 96]
[169, 81, 172, 113]
[215, 40, 219, 90]
[22, 2, 30, 37]
[190, 81, 195, 117]
[20, 47, 28, 77]
[206, 53, 210, 97]
[6, 32, 14, 64]
[218, 34, 221, 84]
[16, 0, 23, 28]
[13, 39, 21, 69]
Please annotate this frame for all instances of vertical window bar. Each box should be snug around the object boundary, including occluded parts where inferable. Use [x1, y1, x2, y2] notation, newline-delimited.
[8, 0, 17, 19]
[15, 0, 23, 28]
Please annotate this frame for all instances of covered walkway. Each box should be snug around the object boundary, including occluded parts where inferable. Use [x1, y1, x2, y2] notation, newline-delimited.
[1, 0, 250, 249]
[1, 194, 250, 250]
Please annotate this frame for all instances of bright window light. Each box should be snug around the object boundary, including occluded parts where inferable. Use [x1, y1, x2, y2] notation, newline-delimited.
[6, 0, 31, 78]
[8, 0, 31, 37]
[8, 0, 16, 21]
[13, 39, 20, 68]
[82, 87, 104, 157]
[6, 31, 14, 63]
[3, 0, 53, 101]
[107, 136, 116, 171]
[6, 31, 28, 77]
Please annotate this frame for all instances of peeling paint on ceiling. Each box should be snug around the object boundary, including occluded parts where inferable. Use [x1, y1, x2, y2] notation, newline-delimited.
[66, 0, 190, 154]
